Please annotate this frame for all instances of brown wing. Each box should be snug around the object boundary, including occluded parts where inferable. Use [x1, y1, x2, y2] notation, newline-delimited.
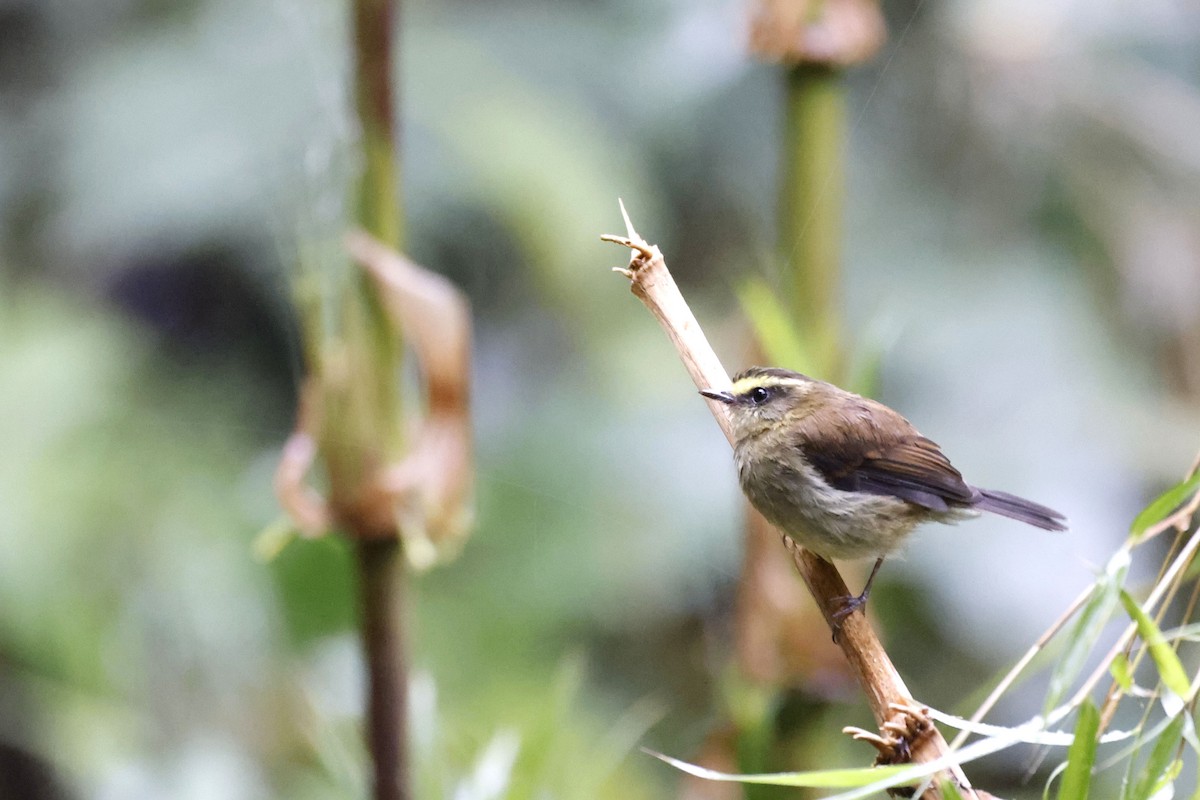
[794, 396, 979, 512]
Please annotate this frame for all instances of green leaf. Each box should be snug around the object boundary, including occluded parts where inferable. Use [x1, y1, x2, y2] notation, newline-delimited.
[1180, 710, 1200, 756]
[252, 517, 299, 562]
[1162, 622, 1200, 643]
[1162, 759, 1183, 789]
[1119, 590, 1192, 699]
[1184, 556, 1200, 583]
[1130, 472, 1200, 539]
[736, 277, 814, 375]
[939, 779, 967, 800]
[1044, 551, 1129, 719]
[1057, 700, 1099, 800]
[1110, 653, 1133, 692]
[842, 315, 899, 398]
[647, 749, 913, 788]
[844, 339, 884, 398]
[1044, 762, 1068, 800]
[1128, 714, 1185, 800]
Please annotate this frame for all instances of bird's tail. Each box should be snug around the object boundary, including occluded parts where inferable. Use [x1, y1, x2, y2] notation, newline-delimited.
[975, 488, 1067, 531]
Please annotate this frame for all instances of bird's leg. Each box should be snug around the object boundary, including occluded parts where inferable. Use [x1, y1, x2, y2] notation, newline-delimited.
[831, 557, 885, 623]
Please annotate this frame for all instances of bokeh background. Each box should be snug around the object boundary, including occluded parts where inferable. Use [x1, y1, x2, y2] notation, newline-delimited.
[3, 0, 1200, 797]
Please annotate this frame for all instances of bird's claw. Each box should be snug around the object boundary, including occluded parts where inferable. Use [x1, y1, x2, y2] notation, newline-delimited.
[828, 591, 869, 643]
[831, 591, 868, 622]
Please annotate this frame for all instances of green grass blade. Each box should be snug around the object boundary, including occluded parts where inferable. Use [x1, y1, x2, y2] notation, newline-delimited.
[1043, 762, 1068, 800]
[252, 517, 299, 561]
[1057, 700, 1099, 800]
[1128, 713, 1185, 800]
[1110, 653, 1133, 693]
[1043, 551, 1129, 719]
[658, 719, 1066, 799]
[1119, 590, 1191, 699]
[939, 779, 967, 800]
[1130, 473, 1200, 539]
[1180, 712, 1200, 756]
[736, 277, 814, 375]
[647, 750, 912, 788]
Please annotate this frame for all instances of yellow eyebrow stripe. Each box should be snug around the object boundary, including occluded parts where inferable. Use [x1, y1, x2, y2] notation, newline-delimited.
[730, 375, 807, 395]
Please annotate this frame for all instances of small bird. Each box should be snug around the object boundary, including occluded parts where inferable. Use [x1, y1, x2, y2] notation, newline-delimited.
[701, 366, 1066, 621]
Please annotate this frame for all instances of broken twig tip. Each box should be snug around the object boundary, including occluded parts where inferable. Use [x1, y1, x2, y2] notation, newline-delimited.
[617, 198, 639, 241]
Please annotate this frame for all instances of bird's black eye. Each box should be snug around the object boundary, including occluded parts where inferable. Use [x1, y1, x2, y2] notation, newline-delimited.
[749, 386, 770, 405]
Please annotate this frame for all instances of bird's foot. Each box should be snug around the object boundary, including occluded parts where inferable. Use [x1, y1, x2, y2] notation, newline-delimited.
[828, 589, 870, 642]
[829, 557, 884, 640]
[831, 589, 869, 622]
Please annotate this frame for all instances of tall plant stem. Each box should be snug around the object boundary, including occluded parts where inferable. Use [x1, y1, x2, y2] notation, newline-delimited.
[780, 64, 844, 377]
[356, 538, 409, 800]
[354, 0, 402, 248]
[351, 0, 407, 798]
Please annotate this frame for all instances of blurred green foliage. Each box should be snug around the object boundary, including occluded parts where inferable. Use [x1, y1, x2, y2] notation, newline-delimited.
[3, 0, 1200, 798]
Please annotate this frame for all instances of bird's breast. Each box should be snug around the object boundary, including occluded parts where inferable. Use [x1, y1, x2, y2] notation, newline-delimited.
[734, 442, 921, 561]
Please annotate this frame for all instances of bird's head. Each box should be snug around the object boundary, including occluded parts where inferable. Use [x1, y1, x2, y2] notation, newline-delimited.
[700, 367, 823, 442]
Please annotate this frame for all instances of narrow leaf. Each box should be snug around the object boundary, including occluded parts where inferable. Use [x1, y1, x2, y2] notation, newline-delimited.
[647, 750, 912, 788]
[1180, 712, 1200, 757]
[1057, 700, 1099, 800]
[736, 277, 813, 374]
[939, 779, 967, 800]
[1129, 714, 1185, 800]
[1110, 653, 1133, 692]
[1130, 473, 1200, 539]
[656, 722, 1054, 800]
[1162, 622, 1200, 643]
[252, 517, 298, 562]
[843, 315, 898, 398]
[1159, 758, 1183, 792]
[1101, 708, 1189, 778]
[844, 339, 884, 398]
[1119, 590, 1191, 699]
[929, 707, 1135, 747]
[1044, 762, 1068, 800]
[1044, 550, 1129, 719]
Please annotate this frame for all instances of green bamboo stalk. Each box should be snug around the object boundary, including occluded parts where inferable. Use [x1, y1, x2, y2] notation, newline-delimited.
[353, 0, 402, 249]
[349, 0, 408, 797]
[731, 2, 887, 795]
[779, 64, 845, 379]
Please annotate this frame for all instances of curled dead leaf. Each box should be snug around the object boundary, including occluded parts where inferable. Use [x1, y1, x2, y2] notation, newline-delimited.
[347, 229, 474, 568]
[748, 0, 886, 67]
[273, 231, 474, 569]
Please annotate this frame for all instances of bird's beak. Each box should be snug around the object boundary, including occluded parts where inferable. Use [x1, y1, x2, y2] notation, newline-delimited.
[699, 388, 736, 404]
